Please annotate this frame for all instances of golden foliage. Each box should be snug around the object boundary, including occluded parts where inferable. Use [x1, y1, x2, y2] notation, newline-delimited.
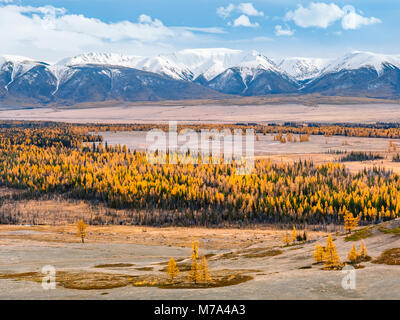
[291, 226, 297, 242]
[344, 212, 360, 233]
[198, 256, 213, 284]
[76, 220, 87, 243]
[313, 242, 325, 263]
[1, 122, 400, 226]
[283, 233, 291, 246]
[347, 244, 359, 263]
[324, 234, 341, 269]
[359, 240, 368, 258]
[167, 257, 180, 281]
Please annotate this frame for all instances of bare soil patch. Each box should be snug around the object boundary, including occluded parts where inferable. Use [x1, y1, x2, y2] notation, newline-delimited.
[0, 222, 326, 250]
[0, 269, 255, 290]
[94, 263, 135, 269]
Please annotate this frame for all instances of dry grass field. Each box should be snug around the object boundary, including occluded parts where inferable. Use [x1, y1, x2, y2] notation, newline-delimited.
[0, 222, 327, 250]
[0, 219, 400, 299]
[2, 102, 400, 124]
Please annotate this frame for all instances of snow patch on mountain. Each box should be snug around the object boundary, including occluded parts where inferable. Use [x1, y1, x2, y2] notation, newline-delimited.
[321, 51, 400, 76]
[57, 52, 143, 68]
[58, 52, 191, 81]
[165, 48, 278, 81]
[277, 57, 330, 81]
[0, 54, 46, 88]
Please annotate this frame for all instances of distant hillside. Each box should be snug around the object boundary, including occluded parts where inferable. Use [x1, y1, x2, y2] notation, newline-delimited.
[1, 49, 400, 105]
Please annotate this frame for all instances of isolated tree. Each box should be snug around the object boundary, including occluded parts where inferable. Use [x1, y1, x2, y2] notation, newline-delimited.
[291, 226, 297, 242]
[283, 233, 291, 246]
[344, 212, 360, 233]
[313, 242, 325, 263]
[198, 256, 212, 284]
[188, 240, 200, 284]
[191, 240, 199, 260]
[167, 257, 180, 281]
[347, 244, 359, 264]
[76, 220, 87, 244]
[359, 240, 368, 259]
[324, 234, 341, 269]
[188, 259, 200, 284]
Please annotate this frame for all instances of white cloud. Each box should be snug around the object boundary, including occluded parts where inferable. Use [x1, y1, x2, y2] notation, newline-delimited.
[285, 2, 380, 30]
[0, 4, 222, 61]
[178, 27, 226, 34]
[341, 5, 381, 30]
[237, 3, 264, 17]
[217, 2, 264, 19]
[233, 15, 259, 28]
[138, 14, 154, 24]
[275, 25, 294, 36]
[285, 2, 343, 28]
[216, 4, 235, 19]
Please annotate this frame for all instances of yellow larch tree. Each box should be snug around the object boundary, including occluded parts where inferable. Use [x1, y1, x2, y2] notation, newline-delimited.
[313, 242, 325, 263]
[76, 220, 87, 244]
[291, 226, 297, 242]
[198, 256, 213, 284]
[347, 244, 359, 264]
[344, 211, 360, 233]
[283, 232, 291, 246]
[191, 240, 199, 260]
[324, 234, 341, 269]
[359, 240, 368, 259]
[188, 259, 201, 284]
[188, 240, 201, 284]
[167, 257, 180, 281]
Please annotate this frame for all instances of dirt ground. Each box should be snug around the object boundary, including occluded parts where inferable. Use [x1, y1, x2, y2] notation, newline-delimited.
[262, 151, 400, 174]
[0, 224, 326, 250]
[0, 220, 400, 299]
[2, 103, 400, 124]
[97, 130, 399, 155]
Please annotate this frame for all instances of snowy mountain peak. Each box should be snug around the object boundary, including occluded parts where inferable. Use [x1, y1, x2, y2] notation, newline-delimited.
[277, 57, 330, 81]
[135, 56, 193, 81]
[322, 51, 400, 75]
[0, 54, 42, 65]
[57, 52, 192, 81]
[57, 52, 144, 67]
[164, 48, 278, 81]
[238, 51, 277, 70]
[0, 54, 48, 85]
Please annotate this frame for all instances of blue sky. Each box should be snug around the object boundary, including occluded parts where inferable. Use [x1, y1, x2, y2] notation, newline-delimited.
[0, 0, 398, 62]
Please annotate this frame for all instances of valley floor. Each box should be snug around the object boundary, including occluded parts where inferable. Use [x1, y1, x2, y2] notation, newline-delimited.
[0, 221, 399, 299]
[1, 103, 400, 124]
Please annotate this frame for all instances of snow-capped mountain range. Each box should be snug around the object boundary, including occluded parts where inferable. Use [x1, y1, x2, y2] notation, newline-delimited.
[1, 49, 400, 104]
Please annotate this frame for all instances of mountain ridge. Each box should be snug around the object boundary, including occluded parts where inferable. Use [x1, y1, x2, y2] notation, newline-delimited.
[1, 49, 400, 104]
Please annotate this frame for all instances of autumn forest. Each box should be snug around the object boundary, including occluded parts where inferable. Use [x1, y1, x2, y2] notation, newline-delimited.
[1, 121, 400, 227]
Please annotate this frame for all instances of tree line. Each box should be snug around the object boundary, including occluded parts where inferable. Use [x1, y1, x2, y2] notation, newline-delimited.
[1, 122, 400, 226]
